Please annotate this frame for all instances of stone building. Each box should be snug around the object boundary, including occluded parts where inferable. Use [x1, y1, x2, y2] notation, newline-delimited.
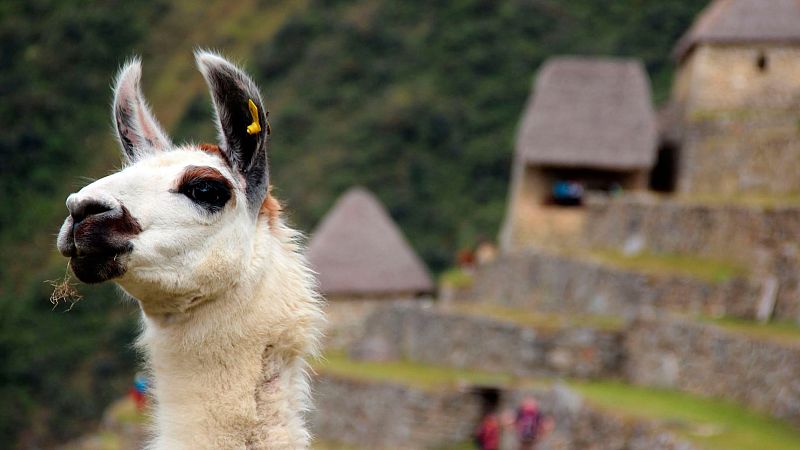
[308, 187, 434, 348]
[672, 0, 800, 113]
[500, 57, 657, 251]
[307, 186, 434, 299]
[668, 0, 800, 195]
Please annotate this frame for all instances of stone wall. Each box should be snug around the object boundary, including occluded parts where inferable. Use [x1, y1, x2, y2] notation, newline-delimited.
[585, 196, 800, 321]
[625, 318, 800, 427]
[311, 375, 697, 450]
[350, 304, 623, 379]
[469, 250, 761, 320]
[585, 196, 800, 263]
[311, 374, 483, 449]
[323, 298, 395, 350]
[678, 110, 800, 196]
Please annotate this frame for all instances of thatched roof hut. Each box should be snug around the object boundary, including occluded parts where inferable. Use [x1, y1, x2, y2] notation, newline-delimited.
[307, 187, 434, 298]
[515, 57, 657, 171]
[674, 0, 800, 61]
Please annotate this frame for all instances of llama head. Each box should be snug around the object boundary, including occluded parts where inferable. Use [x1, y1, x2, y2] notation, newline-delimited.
[56, 51, 273, 313]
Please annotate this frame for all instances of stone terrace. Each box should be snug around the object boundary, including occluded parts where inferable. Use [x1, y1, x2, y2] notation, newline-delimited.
[349, 302, 800, 428]
[312, 368, 699, 450]
[469, 249, 761, 320]
[350, 303, 624, 379]
[584, 195, 800, 320]
[626, 318, 800, 427]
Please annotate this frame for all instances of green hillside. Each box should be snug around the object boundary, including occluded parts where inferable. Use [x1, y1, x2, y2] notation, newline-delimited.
[0, 0, 705, 446]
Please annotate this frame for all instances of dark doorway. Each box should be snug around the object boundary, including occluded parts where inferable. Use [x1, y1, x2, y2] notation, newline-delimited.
[649, 143, 679, 192]
[473, 386, 502, 415]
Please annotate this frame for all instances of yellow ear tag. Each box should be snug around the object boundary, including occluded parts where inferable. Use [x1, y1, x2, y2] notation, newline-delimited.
[246, 99, 261, 135]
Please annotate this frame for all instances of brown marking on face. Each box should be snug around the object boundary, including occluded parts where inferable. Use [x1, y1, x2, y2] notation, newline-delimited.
[260, 186, 282, 228]
[197, 143, 232, 168]
[176, 165, 234, 194]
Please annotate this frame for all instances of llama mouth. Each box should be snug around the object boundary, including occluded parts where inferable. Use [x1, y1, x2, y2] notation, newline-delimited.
[69, 252, 130, 284]
[57, 204, 141, 283]
[58, 221, 134, 283]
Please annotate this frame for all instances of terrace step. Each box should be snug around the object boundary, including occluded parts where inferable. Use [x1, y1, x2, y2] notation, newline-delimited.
[584, 195, 800, 320]
[313, 355, 800, 450]
[349, 303, 800, 429]
[585, 195, 800, 266]
[468, 248, 763, 320]
[312, 370, 696, 450]
[350, 302, 625, 379]
[626, 317, 800, 429]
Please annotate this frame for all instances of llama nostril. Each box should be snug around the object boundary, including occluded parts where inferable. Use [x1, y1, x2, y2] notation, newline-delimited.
[70, 199, 114, 225]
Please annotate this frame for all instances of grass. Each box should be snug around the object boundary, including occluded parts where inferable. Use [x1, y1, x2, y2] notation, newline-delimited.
[313, 440, 474, 450]
[143, 0, 308, 130]
[449, 303, 625, 332]
[312, 440, 365, 450]
[571, 380, 800, 450]
[316, 354, 800, 450]
[314, 351, 527, 390]
[701, 316, 800, 346]
[588, 248, 747, 283]
[439, 268, 474, 289]
[676, 192, 800, 209]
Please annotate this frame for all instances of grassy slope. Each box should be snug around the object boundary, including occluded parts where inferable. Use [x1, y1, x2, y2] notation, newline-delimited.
[141, 0, 310, 131]
[448, 303, 625, 332]
[573, 381, 800, 450]
[703, 317, 800, 346]
[588, 248, 747, 283]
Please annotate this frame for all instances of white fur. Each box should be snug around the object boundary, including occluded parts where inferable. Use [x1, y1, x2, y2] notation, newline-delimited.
[65, 55, 324, 449]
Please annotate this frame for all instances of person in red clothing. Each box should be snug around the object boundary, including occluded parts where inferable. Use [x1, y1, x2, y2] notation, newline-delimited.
[129, 372, 149, 411]
[474, 411, 502, 450]
[515, 397, 553, 450]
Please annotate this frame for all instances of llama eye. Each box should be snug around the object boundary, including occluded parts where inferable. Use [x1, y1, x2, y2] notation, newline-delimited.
[180, 179, 231, 213]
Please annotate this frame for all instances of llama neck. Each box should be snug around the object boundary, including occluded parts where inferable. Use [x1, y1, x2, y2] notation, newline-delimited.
[138, 225, 321, 450]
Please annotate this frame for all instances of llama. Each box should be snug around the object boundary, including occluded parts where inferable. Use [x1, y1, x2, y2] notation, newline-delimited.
[56, 51, 324, 449]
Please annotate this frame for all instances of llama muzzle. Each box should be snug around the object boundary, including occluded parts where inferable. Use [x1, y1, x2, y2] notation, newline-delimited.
[57, 195, 142, 283]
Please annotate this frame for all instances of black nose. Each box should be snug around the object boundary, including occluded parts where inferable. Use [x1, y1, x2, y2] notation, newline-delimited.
[69, 199, 114, 225]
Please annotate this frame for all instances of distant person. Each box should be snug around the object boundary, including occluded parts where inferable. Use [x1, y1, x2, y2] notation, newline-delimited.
[609, 182, 623, 197]
[130, 372, 149, 411]
[475, 411, 502, 450]
[475, 239, 498, 266]
[515, 397, 553, 450]
[499, 409, 518, 450]
[457, 248, 476, 270]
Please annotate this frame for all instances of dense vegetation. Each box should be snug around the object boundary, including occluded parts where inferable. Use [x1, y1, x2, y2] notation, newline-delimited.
[226, 0, 706, 269]
[0, 0, 705, 446]
[0, 1, 160, 446]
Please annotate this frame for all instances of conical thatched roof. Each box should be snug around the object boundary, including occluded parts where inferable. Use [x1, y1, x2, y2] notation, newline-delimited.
[516, 57, 657, 170]
[307, 187, 434, 297]
[674, 0, 800, 60]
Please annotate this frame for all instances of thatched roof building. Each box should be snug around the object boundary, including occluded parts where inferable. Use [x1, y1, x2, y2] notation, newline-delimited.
[500, 57, 657, 251]
[674, 0, 800, 61]
[516, 57, 658, 171]
[307, 187, 434, 298]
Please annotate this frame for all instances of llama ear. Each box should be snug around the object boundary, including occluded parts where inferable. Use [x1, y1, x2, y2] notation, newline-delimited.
[195, 50, 270, 212]
[112, 58, 172, 163]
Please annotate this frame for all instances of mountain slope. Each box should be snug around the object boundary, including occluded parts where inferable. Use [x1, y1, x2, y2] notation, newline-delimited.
[0, 0, 706, 447]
